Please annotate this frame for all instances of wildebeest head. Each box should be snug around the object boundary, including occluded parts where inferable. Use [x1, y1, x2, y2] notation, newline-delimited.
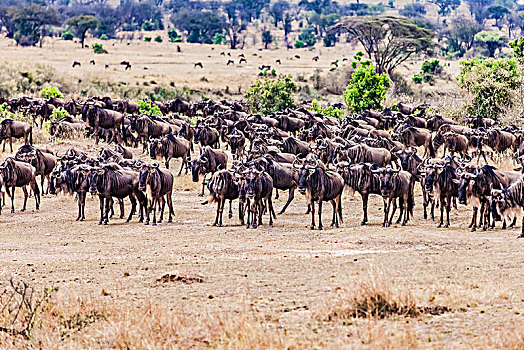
[243, 168, 263, 199]
[396, 147, 416, 171]
[454, 171, 476, 205]
[86, 166, 104, 195]
[489, 187, 507, 222]
[293, 157, 318, 194]
[138, 163, 159, 192]
[0, 158, 16, 183]
[149, 138, 162, 160]
[372, 166, 399, 197]
[191, 155, 210, 183]
[422, 161, 443, 193]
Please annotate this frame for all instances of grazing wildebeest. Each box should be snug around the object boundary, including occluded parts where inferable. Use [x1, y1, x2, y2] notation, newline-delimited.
[294, 156, 344, 230]
[204, 169, 241, 227]
[427, 115, 457, 132]
[49, 120, 85, 140]
[191, 146, 228, 196]
[15, 145, 57, 195]
[194, 62, 203, 68]
[138, 163, 175, 225]
[72, 61, 81, 67]
[372, 166, 413, 227]
[0, 119, 32, 152]
[82, 104, 124, 145]
[149, 134, 191, 174]
[0, 157, 40, 213]
[86, 164, 145, 225]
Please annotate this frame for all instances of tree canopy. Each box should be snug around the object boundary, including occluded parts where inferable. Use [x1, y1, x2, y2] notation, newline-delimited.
[66, 15, 98, 48]
[11, 4, 60, 47]
[330, 16, 434, 75]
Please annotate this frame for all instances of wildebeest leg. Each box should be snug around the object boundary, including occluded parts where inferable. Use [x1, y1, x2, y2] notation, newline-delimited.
[388, 198, 397, 227]
[9, 186, 15, 213]
[239, 201, 245, 226]
[166, 193, 174, 223]
[228, 200, 233, 219]
[199, 173, 207, 196]
[177, 156, 185, 175]
[9, 137, 13, 153]
[32, 180, 40, 210]
[437, 196, 445, 228]
[268, 198, 274, 226]
[402, 195, 409, 226]
[310, 201, 316, 230]
[152, 196, 158, 226]
[519, 216, 524, 238]
[104, 197, 114, 225]
[21, 186, 28, 212]
[510, 217, 517, 228]
[330, 200, 337, 227]
[317, 201, 323, 230]
[144, 196, 152, 225]
[337, 195, 343, 224]
[126, 195, 137, 223]
[279, 187, 295, 214]
[470, 207, 477, 231]
[213, 199, 221, 226]
[77, 192, 86, 221]
[275, 189, 279, 199]
[98, 196, 104, 224]
[94, 126, 99, 145]
[361, 193, 369, 225]
[119, 199, 124, 219]
[445, 196, 452, 228]
[158, 197, 165, 223]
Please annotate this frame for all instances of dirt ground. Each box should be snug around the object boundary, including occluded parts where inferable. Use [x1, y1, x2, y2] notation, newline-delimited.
[1, 137, 524, 348]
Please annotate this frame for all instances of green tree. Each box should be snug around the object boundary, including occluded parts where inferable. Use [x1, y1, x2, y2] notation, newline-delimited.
[428, 0, 461, 16]
[40, 87, 63, 99]
[450, 19, 483, 53]
[12, 4, 60, 47]
[61, 31, 73, 41]
[262, 30, 273, 49]
[399, 3, 426, 18]
[299, 0, 333, 14]
[331, 16, 434, 75]
[509, 37, 524, 62]
[268, 1, 290, 27]
[171, 8, 223, 44]
[239, 0, 270, 20]
[466, 0, 494, 24]
[298, 28, 316, 47]
[66, 15, 99, 48]
[487, 5, 510, 29]
[168, 28, 179, 42]
[246, 75, 298, 115]
[457, 57, 520, 119]
[343, 52, 391, 113]
[474, 30, 507, 57]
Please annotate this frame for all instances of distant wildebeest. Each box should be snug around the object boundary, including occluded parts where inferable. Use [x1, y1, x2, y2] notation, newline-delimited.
[90, 60, 95, 65]
[194, 62, 203, 68]
[72, 61, 81, 67]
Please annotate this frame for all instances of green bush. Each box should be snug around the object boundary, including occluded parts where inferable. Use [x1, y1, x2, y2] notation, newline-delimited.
[154, 35, 163, 43]
[136, 99, 162, 116]
[144, 36, 152, 42]
[142, 20, 155, 31]
[212, 33, 226, 45]
[421, 59, 441, 74]
[40, 87, 63, 99]
[92, 43, 107, 54]
[168, 28, 179, 43]
[343, 51, 390, 113]
[246, 75, 298, 115]
[62, 32, 74, 41]
[294, 40, 305, 48]
[509, 37, 524, 62]
[298, 29, 316, 47]
[412, 74, 423, 84]
[310, 99, 345, 119]
[457, 56, 520, 119]
[51, 107, 69, 120]
[99, 34, 108, 40]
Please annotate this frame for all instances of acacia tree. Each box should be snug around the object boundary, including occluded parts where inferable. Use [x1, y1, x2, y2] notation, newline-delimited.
[66, 15, 99, 48]
[428, 0, 460, 17]
[262, 30, 272, 49]
[330, 16, 434, 75]
[474, 30, 507, 57]
[11, 4, 60, 47]
[268, 1, 289, 27]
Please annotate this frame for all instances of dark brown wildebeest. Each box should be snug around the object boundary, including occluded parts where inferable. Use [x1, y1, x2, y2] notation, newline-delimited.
[133, 115, 174, 152]
[237, 167, 275, 228]
[397, 102, 427, 115]
[114, 144, 133, 159]
[277, 114, 305, 135]
[115, 100, 140, 115]
[194, 124, 220, 151]
[336, 162, 381, 225]
[72, 61, 81, 67]
[203, 169, 241, 227]
[294, 156, 344, 230]
[249, 114, 279, 128]
[225, 128, 245, 160]
[15, 145, 57, 195]
[394, 126, 433, 157]
[49, 163, 90, 221]
[0, 157, 39, 213]
[149, 134, 191, 174]
[263, 150, 297, 164]
[426, 115, 457, 132]
[167, 98, 191, 115]
[372, 166, 413, 227]
[334, 144, 392, 167]
[138, 163, 175, 225]
[251, 156, 298, 214]
[194, 62, 203, 68]
[64, 100, 82, 116]
[422, 160, 459, 228]
[281, 137, 310, 157]
[82, 104, 124, 145]
[0, 119, 32, 152]
[178, 122, 195, 152]
[86, 164, 145, 225]
[442, 132, 469, 158]
[191, 146, 228, 196]
[484, 129, 516, 160]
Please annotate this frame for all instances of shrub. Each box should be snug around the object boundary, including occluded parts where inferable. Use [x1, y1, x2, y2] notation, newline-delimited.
[144, 37, 152, 42]
[154, 35, 163, 43]
[62, 32, 74, 41]
[310, 99, 345, 119]
[298, 29, 316, 47]
[343, 52, 390, 113]
[457, 56, 521, 120]
[99, 34, 108, 40]
[212, 33, 225, 45]
[294, 40, 305, 48]
[51, 107, 69, 120]
[246, 75, 298, 115]
[412, 73, 423, 84]
[142, 20, 155, 31]
[168, 28, 179, 43]
[92, 43, 107, 54]
[136, 100, 162, 116]
[40, 87, 63, 99]
[509, 37, 524, 62]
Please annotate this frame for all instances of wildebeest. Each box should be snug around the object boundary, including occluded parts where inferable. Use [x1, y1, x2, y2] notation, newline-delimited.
[86, 164, 145, 225]
[15, 145, 57, 195]
[149, 134, 191, 174]
[335, 144, 391, 167]
[204, 169, 241, 227]
[191, 146, 228, 196]
[138, 163, 175, 225]
[281, 137, 310, 157]
[0, 119, 32, 152]
[133, 115, 175, 152]
[372, 166, 413, 227]
[194, 124, 220, 151]
[82, 104, 124, 145]
[490, 176, 524, 237]
[294, 156, 344, 230]
[225, 128, 246, 160]
[0, 157, 40, 213]
[49, 163, 90, 221]
[238, 167, 275, 228]
[394, 126, 433, 157]
[49, 120, 85, 140]
[423, 160, 459, 228]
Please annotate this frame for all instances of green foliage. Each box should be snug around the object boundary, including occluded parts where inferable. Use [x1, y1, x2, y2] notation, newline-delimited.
[509, 37, 524, 62]
[99, 34, 108, 40]
[40, 87, 63, 99]
[0, 102, 12, 118]
[343, 52, 391, 113]
[399, 3, 426, 18]
[246, 75, 298, 115]
[171, 9, 223, 44]
[144, 36, 152, 42]
[412, 74, 423, 84]
[298, 28, 316, 47]
[142, 20, 155, 31]
[154, 35, 163, 43]
[51, 107, 69, 121]
[310, 99, 345, 119]
[294, 40, 305, 48]
[457, 57, 520, 119]
[421, 59, 441, 74]
[443, 19, 483, 58]
[92, 43, 107, 54]
[66, 15, 99, 48]
[262, 30, 273, 49]
[168, 28, 179, 43]
[11, 4, 60, 46]
[136, 100, 162, 116]
[427, 0, 460, 16]
[212, 33, 226, 45]
[474, 31, 507, 57]
[62, 32, 74, 41]
[258, 66, 277, 77]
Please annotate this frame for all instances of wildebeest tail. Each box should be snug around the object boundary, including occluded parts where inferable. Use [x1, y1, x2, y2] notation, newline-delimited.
[29, 127, 33, 145]
[407, 183, 414, 217]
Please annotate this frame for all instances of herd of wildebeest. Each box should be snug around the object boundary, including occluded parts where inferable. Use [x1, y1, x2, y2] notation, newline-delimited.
[1, 95, 524, 235]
